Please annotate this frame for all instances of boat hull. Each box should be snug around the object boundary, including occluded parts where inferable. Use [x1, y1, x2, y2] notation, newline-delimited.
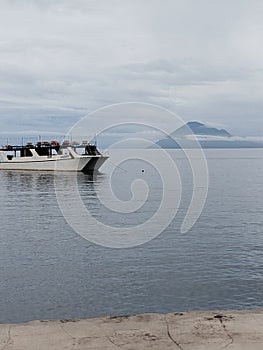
[0, 155, 109, 172]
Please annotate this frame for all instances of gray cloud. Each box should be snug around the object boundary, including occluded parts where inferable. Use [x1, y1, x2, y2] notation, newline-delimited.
[0, 0, 262, 137]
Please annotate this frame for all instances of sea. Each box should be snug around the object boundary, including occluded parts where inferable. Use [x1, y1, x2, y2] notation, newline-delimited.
[0, 148, 263, 324]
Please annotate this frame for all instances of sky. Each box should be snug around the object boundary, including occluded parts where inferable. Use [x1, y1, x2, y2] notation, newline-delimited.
[0, 0, 262, 139]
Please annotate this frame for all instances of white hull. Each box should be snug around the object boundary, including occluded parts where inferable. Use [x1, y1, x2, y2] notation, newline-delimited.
[0, 147, 109, 172]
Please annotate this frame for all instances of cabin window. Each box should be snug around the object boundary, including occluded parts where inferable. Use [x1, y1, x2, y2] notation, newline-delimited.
[21, 149, 33, 157]
[35, 147, 53, 156]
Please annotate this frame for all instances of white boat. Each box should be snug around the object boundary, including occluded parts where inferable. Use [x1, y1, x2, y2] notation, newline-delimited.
[0, 141, 109, 172]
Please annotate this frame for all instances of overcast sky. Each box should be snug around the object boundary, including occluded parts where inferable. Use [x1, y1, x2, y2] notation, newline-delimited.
[0, 0, 262, 138]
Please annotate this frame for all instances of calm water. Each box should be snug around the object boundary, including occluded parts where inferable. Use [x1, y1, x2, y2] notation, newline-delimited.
[0, 149, 263, 323]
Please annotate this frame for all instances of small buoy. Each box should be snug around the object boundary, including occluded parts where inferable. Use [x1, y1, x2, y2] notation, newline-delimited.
[142, 169, 144, 173]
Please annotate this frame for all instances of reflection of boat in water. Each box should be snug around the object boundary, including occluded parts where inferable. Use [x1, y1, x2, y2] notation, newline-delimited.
[0, 140, 109, 172]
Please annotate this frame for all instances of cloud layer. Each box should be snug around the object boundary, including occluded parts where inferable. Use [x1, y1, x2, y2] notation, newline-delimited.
[0, 0, 262, 136]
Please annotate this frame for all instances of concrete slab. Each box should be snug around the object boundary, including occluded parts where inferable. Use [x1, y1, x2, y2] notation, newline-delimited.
[1, 309, 263, 349]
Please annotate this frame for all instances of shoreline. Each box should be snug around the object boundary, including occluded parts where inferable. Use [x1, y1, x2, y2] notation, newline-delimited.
[1, 309, 263, 349]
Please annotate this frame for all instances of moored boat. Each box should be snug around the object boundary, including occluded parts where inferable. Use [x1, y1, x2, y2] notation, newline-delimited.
[0, 140, 109, 172]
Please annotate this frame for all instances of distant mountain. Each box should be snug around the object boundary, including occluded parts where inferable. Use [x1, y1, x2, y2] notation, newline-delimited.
[178, 121, 231, 137]
[155, 121, 263, 149]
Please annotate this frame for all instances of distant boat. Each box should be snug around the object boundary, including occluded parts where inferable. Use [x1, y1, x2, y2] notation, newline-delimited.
[0, 140, 109, 172]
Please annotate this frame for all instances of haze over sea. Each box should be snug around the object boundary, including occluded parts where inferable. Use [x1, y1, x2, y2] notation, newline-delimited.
[0, 149, 263, 324]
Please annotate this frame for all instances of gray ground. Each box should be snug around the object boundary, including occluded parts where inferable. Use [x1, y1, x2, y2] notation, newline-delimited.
[1, 309, 263, 349]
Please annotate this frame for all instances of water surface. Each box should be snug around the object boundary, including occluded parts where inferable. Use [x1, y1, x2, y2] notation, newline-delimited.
[0, 149, 263, 323]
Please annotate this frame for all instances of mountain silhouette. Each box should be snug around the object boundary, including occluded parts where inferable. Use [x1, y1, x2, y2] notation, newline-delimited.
[155, 121, 263, 149]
